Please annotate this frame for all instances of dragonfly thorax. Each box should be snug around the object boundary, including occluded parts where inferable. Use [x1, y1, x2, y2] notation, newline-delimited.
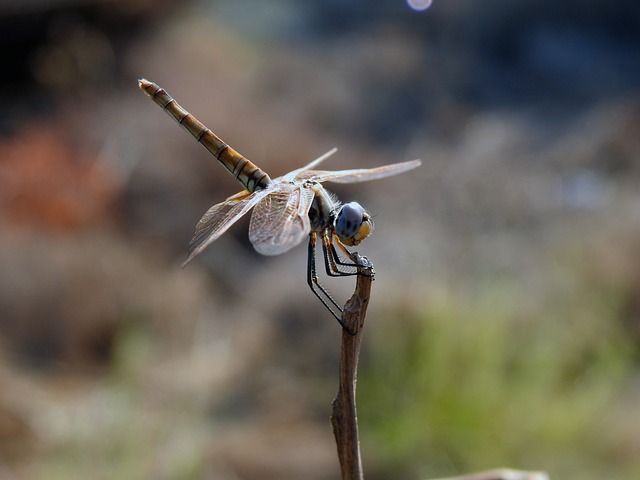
[308, 184, 373, 246]
[308, 184, 337, 232]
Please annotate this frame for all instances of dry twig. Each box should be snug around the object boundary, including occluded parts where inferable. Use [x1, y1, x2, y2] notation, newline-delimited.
[330, 253, 374, 480]
[328, 257, 549, 480]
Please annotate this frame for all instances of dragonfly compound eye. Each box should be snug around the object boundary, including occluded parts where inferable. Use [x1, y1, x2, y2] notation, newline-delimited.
[335, 202, 374, 246]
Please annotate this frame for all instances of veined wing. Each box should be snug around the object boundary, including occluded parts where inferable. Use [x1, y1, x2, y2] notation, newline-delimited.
[249, 184, 314, 256]
[183, 189, 270, 267]
[296, 159, 421, 184]
[281, 148, 338, 182]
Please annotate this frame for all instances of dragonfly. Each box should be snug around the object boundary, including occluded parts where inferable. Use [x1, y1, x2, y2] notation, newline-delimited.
[139, 78, 421, 329]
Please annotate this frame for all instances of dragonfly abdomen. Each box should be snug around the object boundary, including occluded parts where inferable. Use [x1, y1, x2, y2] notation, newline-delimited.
[139, 79, 271, 193]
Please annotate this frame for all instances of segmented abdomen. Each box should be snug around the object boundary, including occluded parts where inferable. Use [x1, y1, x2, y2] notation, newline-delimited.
[139, 79, 271, 193]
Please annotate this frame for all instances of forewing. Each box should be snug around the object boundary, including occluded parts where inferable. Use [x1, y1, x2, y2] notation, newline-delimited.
[297, 159, 421, 184]
[183, 189, 269, 266]
[281, 148, 338, 182]
[249, 184, 314, 256]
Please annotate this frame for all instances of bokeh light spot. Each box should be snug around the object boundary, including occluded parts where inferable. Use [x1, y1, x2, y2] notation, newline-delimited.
[407, 0, 433, 11]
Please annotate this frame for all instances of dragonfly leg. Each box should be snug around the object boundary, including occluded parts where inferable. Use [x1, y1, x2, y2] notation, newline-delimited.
[308, 234, 357, 334]
[321, 234, 358, 277]
[308, 233, 343, 312]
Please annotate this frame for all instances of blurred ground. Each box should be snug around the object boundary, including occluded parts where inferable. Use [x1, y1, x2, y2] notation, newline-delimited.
[1, 1, 640, 479]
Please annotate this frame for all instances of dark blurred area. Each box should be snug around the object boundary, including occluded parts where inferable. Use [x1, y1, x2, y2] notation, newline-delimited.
[1, 0, 639, 479]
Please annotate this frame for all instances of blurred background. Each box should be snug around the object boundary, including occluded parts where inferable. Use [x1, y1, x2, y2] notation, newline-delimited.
[1, 0, 639, 479]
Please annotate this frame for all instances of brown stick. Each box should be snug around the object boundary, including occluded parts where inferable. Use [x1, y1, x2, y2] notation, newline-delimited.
[328, 258, 549, 480]
[331, 253, 374, 480]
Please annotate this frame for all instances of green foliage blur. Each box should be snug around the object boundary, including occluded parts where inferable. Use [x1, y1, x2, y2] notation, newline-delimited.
[360, 280, 637, 480]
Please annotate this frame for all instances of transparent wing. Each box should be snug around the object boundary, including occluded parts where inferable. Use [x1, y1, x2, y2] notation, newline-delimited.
[295, 159, 422, 184]
[281, 148, 338, 182]
[249, 184, 314, 256]
[183, 189, 270, 266]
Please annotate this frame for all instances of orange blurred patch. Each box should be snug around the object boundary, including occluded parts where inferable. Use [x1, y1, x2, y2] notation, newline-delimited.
[0, 121, 120, 231]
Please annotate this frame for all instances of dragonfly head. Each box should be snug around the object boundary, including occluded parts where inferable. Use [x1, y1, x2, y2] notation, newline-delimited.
[335, 202, 374, 246]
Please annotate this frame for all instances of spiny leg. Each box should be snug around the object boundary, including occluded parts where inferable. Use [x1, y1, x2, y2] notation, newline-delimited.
[308, 233, 356, 334]
[308, 233, 343, 314]
[321, 234, 358, 277]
